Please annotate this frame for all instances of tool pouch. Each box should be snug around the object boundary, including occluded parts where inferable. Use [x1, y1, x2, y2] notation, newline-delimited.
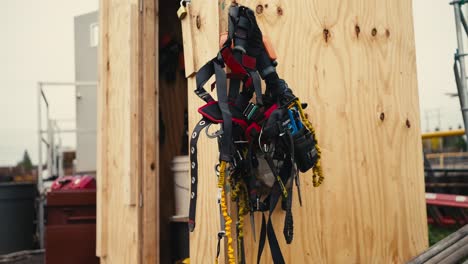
[293, 127, 318, 172]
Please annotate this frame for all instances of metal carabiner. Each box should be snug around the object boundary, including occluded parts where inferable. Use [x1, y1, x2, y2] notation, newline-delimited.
[205, 123, 223, 139]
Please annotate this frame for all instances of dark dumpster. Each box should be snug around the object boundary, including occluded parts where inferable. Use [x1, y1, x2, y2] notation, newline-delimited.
[0, 183, 36, 254]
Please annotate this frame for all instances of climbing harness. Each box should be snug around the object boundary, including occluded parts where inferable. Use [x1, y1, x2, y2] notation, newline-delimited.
[188, 4, 323, 264]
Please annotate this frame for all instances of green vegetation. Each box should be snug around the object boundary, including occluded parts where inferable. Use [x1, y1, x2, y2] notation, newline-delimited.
[16, 150, 33, 171]
[428, 225, 459, 246]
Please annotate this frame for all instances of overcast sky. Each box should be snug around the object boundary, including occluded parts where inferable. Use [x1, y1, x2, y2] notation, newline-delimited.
[0, 0, 98, 166]
[0, 0, 465, 166]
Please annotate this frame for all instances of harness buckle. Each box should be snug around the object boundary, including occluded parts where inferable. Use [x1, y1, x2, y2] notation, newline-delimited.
[243, 102, 261, 120]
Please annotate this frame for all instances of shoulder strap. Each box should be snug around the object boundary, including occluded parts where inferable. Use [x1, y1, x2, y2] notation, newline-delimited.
[195, 61, 216, 103]
[213, 61, 232, 161]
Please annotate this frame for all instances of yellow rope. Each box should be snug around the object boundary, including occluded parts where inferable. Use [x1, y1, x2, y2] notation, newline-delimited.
[229, 176, 250, 262]
[294, 99, 324, 187]
[237, 183, 248, 238]
[218, 161, 236, 264]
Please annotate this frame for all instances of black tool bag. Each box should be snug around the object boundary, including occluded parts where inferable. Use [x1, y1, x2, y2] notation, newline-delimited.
[293, 127, 319, 172]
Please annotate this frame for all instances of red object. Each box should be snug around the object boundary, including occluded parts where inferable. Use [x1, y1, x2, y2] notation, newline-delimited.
[426, 192, 468, 226]
[46, 189, 99, 264]
[426, 193, 468, 208]
[178, 52, 185, 70]
[51, 176, 96, 191]
[242, 54, 256, 70]
[160, 33, 172, 47]
[427, 216, 466, 226]
[51, 176, 74, 190]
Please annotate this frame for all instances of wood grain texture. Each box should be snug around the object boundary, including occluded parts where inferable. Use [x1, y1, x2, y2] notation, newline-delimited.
[187, 0, 429, 263]
[96, 0, 109, 257]
[128, 3, 140, 206]
[102, 1, 139, 263]
[141, 0, 158, 263]
[183, 0, 227, 262]
[97, 0, 158, 263]
[188, 77, 226, 263]
[181, 5, 196, 77]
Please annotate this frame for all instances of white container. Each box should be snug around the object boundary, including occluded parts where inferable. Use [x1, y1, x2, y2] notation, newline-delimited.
[172, 156, 190, 217]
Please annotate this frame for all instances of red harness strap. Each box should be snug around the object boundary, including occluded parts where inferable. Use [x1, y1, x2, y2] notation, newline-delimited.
[220, 48, 256, 88]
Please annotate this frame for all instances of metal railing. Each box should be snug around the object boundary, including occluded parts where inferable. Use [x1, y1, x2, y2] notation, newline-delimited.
[36, 81, 96, 248]
[425, 152, 468, 169]
[451, 0, 468, 140]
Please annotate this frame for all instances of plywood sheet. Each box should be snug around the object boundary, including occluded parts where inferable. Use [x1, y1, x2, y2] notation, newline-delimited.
[96, 0, 109, 257]
[100, 2, 139, 263]
[97, 0, 158, 263]
[187, 0, 429, 263]
[183, 0, 227, 262]
[141, 0, 159, 262]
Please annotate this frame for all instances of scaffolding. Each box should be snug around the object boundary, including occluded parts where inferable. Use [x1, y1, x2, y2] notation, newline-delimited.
[36, 81, 97, 248]
[452, 0, 468, 139]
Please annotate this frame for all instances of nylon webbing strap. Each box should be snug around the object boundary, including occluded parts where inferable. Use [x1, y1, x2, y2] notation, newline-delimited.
[264, 153, 288, 198]
[227, 6, 239, 44]
[283, 188, 294, 244]
[195, 61, 216, 103]
[228, 51, 243, 103]
[238, 223, 246, 264]
[188, 118, 211, 232]
[257, 189, 285, 264]
[213, 62, 232, 161]
[250, 70, 263, 106]
[267, 190, 285, 264]
[256, 213, 267, 264]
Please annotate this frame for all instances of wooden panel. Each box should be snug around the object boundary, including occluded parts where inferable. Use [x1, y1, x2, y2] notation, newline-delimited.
[187, 0, 220, 72]
[128, 4, 141, 206]
[187, 0, 428, 263]
[182, 0, 226, 262]
[181, 5, 196, 77]
[98, 0, 158, 263]
[188, 78, 225, 263]
[101, 1, 139, 262]
[96, 0, 109, 257]
[141, 0, 158, 263]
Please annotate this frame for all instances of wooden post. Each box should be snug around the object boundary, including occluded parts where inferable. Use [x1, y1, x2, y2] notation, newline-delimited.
[97, 0, 158, 263]
[186, 0, 429, 263]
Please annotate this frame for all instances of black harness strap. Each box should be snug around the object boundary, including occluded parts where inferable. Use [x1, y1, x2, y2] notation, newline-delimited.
[228, 52, 242, 104]
[237, 215, 246, 264]
[195, 61, 216, 103]
[213, 61, 232, 162]
[188, 118, 211, 232]
[283, 188, 294, 244]
[257, 187, 286, 264]
[250, 70, 263, 106]
[256, 211, 267, 264]
[267, 191, 285, 264]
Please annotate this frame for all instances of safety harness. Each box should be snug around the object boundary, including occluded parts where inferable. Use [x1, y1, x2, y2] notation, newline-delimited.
[188, 4, 323, 264]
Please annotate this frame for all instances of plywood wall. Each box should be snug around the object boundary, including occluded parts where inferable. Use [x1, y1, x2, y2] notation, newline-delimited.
[97, 0, 158, 263]
[187, 0, 429, 263]
[182, 0, 226, 262]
